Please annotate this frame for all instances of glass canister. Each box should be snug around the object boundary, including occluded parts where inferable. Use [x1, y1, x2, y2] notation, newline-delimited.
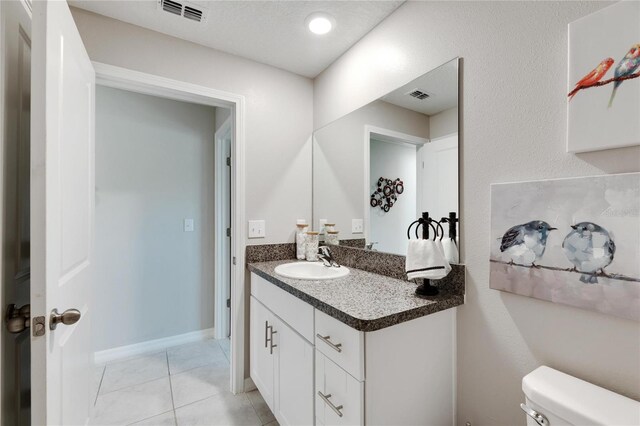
[326, 230, 339, 246]
[296, 223, 308, 260]
[305, 232, 319, 261]
[324, 223, 336, 234]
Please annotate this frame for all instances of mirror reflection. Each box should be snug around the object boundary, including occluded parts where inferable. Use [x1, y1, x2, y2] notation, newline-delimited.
[312, 58, 459, 257]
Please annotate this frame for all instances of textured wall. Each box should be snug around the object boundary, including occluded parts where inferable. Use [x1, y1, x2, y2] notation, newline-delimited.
[314, 2, 640, 425]
[72, 7, 313, 246]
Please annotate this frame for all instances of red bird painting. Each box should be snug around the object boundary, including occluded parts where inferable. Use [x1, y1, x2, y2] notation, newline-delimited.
[568, 58, 615, 100]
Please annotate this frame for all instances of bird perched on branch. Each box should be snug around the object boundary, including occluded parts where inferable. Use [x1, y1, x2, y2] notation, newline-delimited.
[608, 44, 640, 107]
[499, 221, 557, 266]
[569, 57, 614, 101]
[562, 222, 616, 284]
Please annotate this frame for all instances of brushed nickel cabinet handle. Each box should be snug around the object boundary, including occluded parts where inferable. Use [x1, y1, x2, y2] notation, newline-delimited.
[316, 334, 342, 353]
[318, 391, 343, 418]
[264, 321, 269, 348]
[269, 328, 277, 354]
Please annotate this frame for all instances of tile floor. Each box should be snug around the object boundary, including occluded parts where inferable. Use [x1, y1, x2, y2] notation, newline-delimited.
[91, 338, 278, 426]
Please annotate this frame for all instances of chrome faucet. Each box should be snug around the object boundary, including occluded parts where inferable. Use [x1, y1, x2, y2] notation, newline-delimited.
[318, 246, 340, 268]
[365, 241, 378, 251]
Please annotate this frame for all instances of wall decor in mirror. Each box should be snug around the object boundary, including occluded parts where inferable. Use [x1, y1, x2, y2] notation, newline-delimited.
[313, 58, 460, 258]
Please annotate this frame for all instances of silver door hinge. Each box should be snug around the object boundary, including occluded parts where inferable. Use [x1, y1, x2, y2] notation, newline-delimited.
[232, 256, 237, 265]
[226, 227, 231, 237]
[226, 156, 231, 167]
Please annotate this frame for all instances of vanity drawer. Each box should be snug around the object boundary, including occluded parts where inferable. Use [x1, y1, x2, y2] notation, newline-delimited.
[251, 273, 314, 342]
[314, 309, 365, 381]
[315, 350, 364, 426]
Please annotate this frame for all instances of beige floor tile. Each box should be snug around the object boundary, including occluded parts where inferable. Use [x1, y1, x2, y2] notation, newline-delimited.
[174, 392, 261, 426]
[91, 377, 173, 425]
[170, 361, 230, 408]
[167, 340, 227, 375]
[128, 410, 176, 426]
[246, 390, 276, 425]
[101, 352, 169, 394]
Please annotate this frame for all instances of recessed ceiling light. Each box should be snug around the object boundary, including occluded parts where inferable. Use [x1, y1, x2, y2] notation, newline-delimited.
[305, 12, 335, 35]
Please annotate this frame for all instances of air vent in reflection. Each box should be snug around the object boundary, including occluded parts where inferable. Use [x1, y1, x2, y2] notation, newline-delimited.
[407, 89, 431, 100]
[158, 0, 207, 23]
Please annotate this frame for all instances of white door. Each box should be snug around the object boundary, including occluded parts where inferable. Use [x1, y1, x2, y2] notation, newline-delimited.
[418, 133, 458, 221]
[30, 1, 95, 424]
[250, 296, 275, 410]
[274, 317, 314, 426]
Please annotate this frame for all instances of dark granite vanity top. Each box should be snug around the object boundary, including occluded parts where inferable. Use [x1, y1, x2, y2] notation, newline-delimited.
[248, 259, 464, 332]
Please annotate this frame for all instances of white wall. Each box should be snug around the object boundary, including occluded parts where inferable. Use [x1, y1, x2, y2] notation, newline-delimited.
[314, 2, 640, 424]
[370, 139, 417, 254]
[95, 86, 216, 351]
[429, 106, 458, 140]
[313, 100, 428, 239]
[71, 7, 314, 246]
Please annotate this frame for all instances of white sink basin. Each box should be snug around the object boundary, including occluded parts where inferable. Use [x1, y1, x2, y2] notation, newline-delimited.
[274, 262, 349, 280]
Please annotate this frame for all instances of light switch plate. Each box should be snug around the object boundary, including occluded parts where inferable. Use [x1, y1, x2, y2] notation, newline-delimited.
[248, 220, 266, 238]
[319, 219, 327, 234]
[352, 219, 364, 234]
[184, 219, 194, 232]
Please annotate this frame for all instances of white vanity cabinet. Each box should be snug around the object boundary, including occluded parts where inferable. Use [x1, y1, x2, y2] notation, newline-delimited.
[250, 272, 455, 426]
[250, 275, 315, 426]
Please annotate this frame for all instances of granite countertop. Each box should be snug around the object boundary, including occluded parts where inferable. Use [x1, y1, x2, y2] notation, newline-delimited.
[248, 259, 464, 332]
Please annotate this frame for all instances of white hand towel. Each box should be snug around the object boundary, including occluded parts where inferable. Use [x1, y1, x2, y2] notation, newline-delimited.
[442, 238, 459, 264]
[406, 239, 452, 281]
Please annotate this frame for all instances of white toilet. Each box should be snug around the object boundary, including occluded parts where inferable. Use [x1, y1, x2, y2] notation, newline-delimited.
[522, 366, 640, 425]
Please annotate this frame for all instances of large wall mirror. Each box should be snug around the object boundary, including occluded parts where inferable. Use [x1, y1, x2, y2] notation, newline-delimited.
[313, 57, 460, 258]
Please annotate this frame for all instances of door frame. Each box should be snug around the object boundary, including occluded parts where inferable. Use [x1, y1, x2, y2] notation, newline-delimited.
[93, 62, 247, 394]
[363, 125, 428, 243]
[214, 116, 232, 340]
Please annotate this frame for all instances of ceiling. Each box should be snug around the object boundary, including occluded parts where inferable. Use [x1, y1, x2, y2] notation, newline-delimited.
[381, 58, 459, 116]
[69, 0, 405, 78]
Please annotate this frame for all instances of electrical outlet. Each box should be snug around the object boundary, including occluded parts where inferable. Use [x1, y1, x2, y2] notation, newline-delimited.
[352, 218, 364, 234]
[184, 218, 194, 232]
[319, 219, 327, 234]
[248, 220, 266, 238]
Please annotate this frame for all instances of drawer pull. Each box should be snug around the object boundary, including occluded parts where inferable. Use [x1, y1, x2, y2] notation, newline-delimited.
[318, 391, 343, 417]
[264, 321, 269, 348]
[316, 334, 342, 353]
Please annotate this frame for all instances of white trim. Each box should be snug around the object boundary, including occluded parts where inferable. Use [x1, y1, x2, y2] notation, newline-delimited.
[244, 377, 257, 392]
[363, 125, 429, 242]
[94, 328, 216, 365]
[93, 62, 246, 394]
[214, 116, 232, 340]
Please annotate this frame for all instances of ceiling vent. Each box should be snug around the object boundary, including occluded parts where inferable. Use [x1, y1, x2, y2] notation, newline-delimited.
[406, 89, 431, 100]
[158, 0, 207, 23]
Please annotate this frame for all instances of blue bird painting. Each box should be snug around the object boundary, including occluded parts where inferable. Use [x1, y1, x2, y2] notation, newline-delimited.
[499, 221, 557, 266]
[608, 44, 640, 107]
[562, 222, 616, 284]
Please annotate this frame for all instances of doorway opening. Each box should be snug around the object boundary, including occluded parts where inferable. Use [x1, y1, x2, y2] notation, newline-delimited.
[89, 84, 238, 424]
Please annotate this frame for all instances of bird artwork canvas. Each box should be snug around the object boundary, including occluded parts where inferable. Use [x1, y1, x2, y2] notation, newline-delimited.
[490, 173, 640, 322]
[567, 1, 640, 153]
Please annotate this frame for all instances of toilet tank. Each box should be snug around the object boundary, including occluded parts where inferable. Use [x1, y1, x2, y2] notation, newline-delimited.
[522, 366, 640, 426]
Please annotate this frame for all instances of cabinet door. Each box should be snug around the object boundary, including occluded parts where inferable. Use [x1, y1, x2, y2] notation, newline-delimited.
[250, 296, 275, 410]
[316, 350, 363, 426]
[274, 318, 314, 426]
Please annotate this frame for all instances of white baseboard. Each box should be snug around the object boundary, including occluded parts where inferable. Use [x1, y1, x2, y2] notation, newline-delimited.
[94, 328, 215, 365]
[244, 377, 257, 392]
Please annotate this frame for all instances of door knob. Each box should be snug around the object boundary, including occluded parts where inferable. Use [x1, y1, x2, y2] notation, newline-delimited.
[50, 308, 81, 330]
[5, 304, 30, 334]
